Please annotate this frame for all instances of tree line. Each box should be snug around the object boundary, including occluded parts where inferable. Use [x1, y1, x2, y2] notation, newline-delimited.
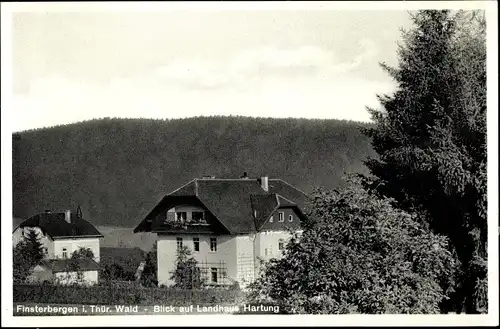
[13, 116, 375, 227]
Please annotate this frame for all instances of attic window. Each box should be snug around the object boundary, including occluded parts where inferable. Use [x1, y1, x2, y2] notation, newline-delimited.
[192, 211, 205, 223]
[176, 212, 187, 222]
[253, 209, 257, 218]
[269, 215, 273, 223]
[278, 212, 284, 222]
[62, 248, 68, 259]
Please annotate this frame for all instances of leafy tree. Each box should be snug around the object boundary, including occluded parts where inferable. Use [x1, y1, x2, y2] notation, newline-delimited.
[70, 247, 95, 260]
[364, 10, 486, 313]
[140, 241, 158, 287]
[170, 245, 204, 289]
[248, 175, 455, 314]
[13, 228, 47, 283]
[55, 247, 96, 285]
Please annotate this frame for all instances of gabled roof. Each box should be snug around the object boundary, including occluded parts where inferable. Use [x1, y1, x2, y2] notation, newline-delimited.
[100, 247, 146, 274]
[20, 212, 103, 239]
[135, 178, 309, 234]
[38, 258, 101, 272]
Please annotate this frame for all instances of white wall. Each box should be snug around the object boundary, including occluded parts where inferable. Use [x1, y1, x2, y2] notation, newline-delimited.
[235, 235, 256, 288]
[255, 230, 293, 263]
[53, 237, 101, 261]
[54, 270, 99, 286]
[157, 234, 237, 286]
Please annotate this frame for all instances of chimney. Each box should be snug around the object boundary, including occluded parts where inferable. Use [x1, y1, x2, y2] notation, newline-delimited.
[45, 209, 51, 214]
[241, 172, 249, 179]
[260, 175, 269, 192]
[65, 210, 71, 224]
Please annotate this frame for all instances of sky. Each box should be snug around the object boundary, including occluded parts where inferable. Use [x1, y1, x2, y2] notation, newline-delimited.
[10, 9, 415, 132]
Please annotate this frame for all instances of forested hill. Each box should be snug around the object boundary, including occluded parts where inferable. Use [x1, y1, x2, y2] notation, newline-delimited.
[12, 116, 376, 227]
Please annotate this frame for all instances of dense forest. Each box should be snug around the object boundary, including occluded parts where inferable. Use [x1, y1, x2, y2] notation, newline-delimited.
[12, 116, 375, 227]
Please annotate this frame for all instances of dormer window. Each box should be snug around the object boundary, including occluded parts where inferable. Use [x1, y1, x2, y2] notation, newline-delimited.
[192, 211, 205, 223]
[278, 212, 284, 222]
[176, 212, 187, 222]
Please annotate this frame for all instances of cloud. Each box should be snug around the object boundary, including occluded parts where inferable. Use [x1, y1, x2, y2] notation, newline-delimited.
[9, 43, 395, 132]
[152, 41, 379, 90]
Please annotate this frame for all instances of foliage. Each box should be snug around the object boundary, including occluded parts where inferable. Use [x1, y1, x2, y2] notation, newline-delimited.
[101, 263, 136, 282]
[12, 116, 375, 227]
[70, 247, 95, 260]
[55, 247, 97, 285]
[140, 241, 158, 287]
[248, 175, 455, 314]
[170, 245, 204, 289]
[364, 10, 487, 313]
[13, 283, 241, 306]
[13, 229, 47, 283]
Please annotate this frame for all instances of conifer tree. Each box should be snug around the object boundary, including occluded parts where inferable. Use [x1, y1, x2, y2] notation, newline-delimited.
[13, 228, 47, 282]
[364, 10, 486, 313]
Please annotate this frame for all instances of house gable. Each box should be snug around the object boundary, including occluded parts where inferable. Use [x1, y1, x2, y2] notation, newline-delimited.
[134, 177, 309, 235]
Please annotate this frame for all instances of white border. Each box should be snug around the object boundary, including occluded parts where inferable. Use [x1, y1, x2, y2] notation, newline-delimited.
[1, 1, 498, 327]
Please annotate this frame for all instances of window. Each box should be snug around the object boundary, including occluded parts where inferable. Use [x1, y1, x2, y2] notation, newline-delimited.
[210, 237, 217, 252]
[62, 248, 68, 259]
[269, 215, 273, 223]
[264, 248, 268, 256]
[192, 211, 205, 223]
[176, 212, 187, 222]
[176, 237, 183, 250]
[289, 214, 293, 222]
[278, 239, 285, 251]
[278, 212, 284, 222]
[211, 268, 218, 283]
[193, 237, 200, 252]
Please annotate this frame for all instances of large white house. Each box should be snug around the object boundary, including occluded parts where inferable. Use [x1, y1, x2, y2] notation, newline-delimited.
[13, 206, 103, 285]
[134, 174, 308, 288]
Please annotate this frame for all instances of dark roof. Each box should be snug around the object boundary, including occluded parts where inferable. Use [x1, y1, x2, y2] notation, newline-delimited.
[39, 258, 101, 272]
[20, 212, 103, 239]
[100, 247, 146, 274]
[250, 194, 280, 231]
[135, 178, 309, 234]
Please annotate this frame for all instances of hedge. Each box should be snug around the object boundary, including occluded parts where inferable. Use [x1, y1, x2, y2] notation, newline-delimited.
[13, 283, 243, 306]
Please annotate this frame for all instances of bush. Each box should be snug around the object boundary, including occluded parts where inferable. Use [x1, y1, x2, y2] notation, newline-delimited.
[247, 175, 455, 314]
[13, 283, 241, 306]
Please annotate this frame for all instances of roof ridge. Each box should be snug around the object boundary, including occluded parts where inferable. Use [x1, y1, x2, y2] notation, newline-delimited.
[272, 179, 309, 197]
[167, 178, 196, 196]
[197, 178, 259, 181]
[276, 194, 296, 205]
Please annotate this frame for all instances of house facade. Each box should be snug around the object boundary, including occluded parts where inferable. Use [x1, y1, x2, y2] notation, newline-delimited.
[14, 206, 103, 285]
[134, 175, 308, 288]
